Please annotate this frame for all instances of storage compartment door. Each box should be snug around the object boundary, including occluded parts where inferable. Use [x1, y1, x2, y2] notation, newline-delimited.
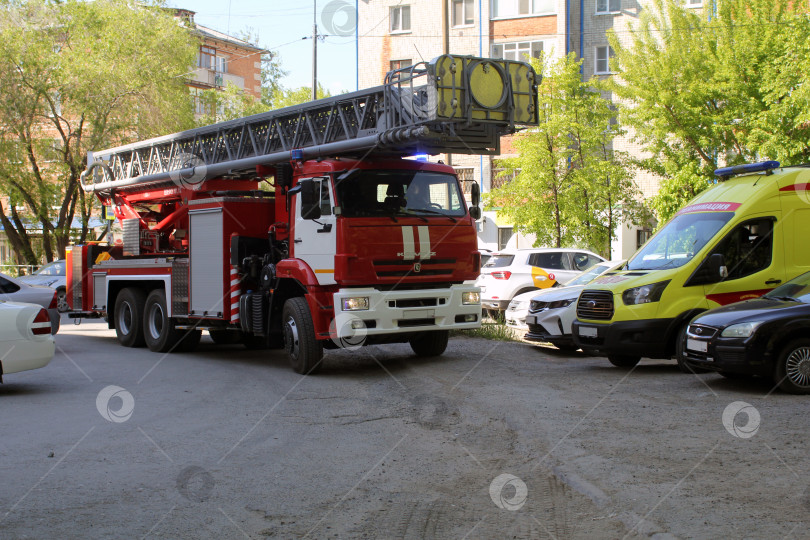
[190, 208, 224, 317]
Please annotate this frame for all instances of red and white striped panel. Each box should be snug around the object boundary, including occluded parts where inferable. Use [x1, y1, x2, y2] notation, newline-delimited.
[229, 266, 241, 324]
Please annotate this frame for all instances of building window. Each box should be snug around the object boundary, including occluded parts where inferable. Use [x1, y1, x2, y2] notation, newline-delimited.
[190, 87, 208, 115]
[390, 6, 411, 33]
[215, 55, 228, 74]
[492, 41, 543, 62]
[498, 227, 514, 250]
[596, 0, 620, 13]
[492, 0, 555, 18]
[390, 59, 413, 71]
[198, 46, 216, 70]
[452, 0, 474, 26]
[595, 46, 614, 74]
[636, 228, 652, 249]
[685, 0, 702, 6]
[455, 167, 475, 194]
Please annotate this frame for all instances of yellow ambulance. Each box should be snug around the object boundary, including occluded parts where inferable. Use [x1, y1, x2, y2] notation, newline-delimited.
[572, 161, 810, 368]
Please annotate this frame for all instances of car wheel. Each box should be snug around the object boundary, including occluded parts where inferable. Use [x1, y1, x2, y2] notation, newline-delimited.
[114, 288, 146, 347]
[409, 330, 450, 357]
[773, 339, 810, 394]
[607, 355, 640, 368]
[56, 287, 69, 313]
[282, 297, 323, 374]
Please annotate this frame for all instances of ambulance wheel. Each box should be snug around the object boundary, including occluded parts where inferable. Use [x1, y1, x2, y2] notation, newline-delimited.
[607, 355, 640, 368]
[143, 289, 199, 353]
[409, 330, 449, 357]
[774, 339, 810, 394]
[114, 287, 146, 348]
[282, 297, 323, 374]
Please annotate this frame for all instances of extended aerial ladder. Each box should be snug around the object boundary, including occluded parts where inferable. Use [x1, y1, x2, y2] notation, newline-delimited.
[81, 55, 538, 195]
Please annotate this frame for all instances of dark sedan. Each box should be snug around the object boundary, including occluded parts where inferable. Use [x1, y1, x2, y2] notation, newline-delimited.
[680, 271, 810, 394]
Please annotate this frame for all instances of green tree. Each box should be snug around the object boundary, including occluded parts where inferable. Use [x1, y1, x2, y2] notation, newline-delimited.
[269, 84, 332, 109]
[0, 0, 197, 264]
[197, 82, 270, 124]
[488, 54, 644, 257]
[608, 0, 810, 224]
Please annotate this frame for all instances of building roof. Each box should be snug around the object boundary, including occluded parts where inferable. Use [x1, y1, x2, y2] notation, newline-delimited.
[172, 7, 269, 54]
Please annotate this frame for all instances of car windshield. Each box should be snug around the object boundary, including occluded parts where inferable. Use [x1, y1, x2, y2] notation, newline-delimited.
[764, 271, 810, 303]
[566, 263, 612, 287]
[483, 254, 514, 268]
[627, 212, 734, 271]
[35, 261, 65, 276]
[335, 170, 466, 218]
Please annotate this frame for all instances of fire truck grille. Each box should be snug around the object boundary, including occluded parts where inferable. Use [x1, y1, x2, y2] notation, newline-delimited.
[576, 290, 614, 320]
[373, 259, 456, 278]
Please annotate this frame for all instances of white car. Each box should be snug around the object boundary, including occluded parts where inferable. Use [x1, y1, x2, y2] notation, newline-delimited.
[476, 248, 606, 315]
[521, 260, 626, 351]
[0, 301, 55, 380]
[18, 259, 68, 312]
[0, 273, 60, 334]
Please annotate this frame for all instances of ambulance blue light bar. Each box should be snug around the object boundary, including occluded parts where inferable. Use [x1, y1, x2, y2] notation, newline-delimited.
[714, 161, 780, 180]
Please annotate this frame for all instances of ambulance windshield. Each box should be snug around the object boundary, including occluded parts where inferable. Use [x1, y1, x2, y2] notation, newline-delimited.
[628, 212, 734, 271]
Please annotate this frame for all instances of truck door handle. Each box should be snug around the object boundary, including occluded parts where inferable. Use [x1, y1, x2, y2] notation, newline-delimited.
[765, 278, 782, 285]
[294, 238, 302, 243]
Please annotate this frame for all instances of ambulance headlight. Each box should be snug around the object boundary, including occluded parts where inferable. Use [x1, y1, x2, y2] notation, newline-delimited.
[622, 280, 670, 305]
[462, 291, 481, 305]
[342, 297, 369, 311]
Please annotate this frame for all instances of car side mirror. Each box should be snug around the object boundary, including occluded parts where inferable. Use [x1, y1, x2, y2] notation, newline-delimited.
[298, 179, 322, 220]
[469, 206, 481, 220]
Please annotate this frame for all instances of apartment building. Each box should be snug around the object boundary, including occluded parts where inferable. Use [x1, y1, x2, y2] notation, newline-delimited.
[358, 0, 706, 258]
[174, 9, 267, 116]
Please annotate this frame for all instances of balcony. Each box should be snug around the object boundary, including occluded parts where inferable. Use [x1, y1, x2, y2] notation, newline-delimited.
[189, 68, 244, 90]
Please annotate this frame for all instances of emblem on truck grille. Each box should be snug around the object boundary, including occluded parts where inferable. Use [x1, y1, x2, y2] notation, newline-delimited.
[414, 262, 422, 273]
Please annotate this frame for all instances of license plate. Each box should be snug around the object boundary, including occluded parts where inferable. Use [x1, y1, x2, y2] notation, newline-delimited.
[686, 338, 708, 353]
[578, 326, 597, 338]
[525, 315, 536, 325]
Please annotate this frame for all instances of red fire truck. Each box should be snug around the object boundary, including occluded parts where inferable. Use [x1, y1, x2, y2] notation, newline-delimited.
[68, 55, 538, 373]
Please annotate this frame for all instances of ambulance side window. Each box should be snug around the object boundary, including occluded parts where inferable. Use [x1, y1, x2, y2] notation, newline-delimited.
[712, 218, 774, 280]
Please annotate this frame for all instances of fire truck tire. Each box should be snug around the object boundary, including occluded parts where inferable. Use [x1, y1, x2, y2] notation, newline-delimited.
[143, 289, 197, 353]
[409, 330, 449, 357]
[114, 287, 147, 348]
[282, 297, 323, 375]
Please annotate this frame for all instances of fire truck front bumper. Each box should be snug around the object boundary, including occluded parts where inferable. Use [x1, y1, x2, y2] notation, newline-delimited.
[332, 285, 482, 339]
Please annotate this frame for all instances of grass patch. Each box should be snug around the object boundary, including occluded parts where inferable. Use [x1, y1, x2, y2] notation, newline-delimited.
[453, 321, 520, 341]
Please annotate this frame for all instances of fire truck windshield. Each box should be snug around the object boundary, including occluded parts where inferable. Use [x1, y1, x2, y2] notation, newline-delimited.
[335, 170, 467, 218]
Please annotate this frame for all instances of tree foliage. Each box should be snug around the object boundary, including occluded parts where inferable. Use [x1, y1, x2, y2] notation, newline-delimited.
[0, 0, 197, 263]
[488, 54, 645, 257]
[608, 0, 810, 224]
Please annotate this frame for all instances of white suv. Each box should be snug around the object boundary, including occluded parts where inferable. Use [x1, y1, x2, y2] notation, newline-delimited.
[476, 248, 606, 314]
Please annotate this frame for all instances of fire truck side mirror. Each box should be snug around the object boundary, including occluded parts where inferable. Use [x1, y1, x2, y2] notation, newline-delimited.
[298, 179, 322, 220]
[471, 182, 480, 206]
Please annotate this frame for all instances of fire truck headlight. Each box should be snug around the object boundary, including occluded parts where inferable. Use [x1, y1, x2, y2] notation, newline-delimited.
[342, 297, 370, 311]
[462, 291, 481, 305]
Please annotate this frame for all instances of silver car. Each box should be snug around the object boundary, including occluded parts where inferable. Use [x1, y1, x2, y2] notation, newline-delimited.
[17, 259, 68, 313]
[0, 272, 60, 334]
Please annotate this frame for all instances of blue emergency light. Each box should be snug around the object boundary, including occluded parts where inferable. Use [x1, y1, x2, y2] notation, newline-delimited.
[714, 160, 780, 180]
[291, 149, 304, 161]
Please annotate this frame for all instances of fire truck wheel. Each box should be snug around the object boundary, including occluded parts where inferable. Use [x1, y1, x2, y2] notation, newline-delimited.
[282, 297, 323, 375]
[409, 330, 449, 357]
[114, 287, 147, 348]
[143, 289, 191, 353]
